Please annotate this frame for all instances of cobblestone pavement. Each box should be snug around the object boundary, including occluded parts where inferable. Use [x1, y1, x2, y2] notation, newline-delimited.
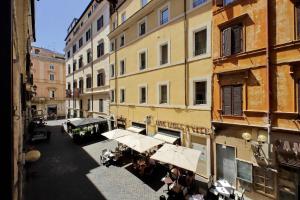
[24, 120, 168, 200]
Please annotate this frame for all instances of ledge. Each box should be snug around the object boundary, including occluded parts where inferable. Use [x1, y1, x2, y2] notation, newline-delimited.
[212, 120, 268, 129]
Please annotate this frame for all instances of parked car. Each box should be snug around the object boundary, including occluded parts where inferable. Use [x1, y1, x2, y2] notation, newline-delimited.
[29, 127, 51, 142]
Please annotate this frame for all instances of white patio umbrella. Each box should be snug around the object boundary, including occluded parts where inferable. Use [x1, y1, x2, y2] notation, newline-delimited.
[115, 133, 164, 153]
[150, 143, 203, 174]
[101, 129, 133, 140]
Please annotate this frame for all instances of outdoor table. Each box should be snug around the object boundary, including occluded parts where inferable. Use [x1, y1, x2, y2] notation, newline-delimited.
[188, 194, 204, 200]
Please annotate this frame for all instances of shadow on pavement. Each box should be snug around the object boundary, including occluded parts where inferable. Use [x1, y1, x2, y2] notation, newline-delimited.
[24, 125, 107, 200]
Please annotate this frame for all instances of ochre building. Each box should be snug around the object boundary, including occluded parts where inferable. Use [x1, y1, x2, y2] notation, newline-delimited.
[109, 0, 213, 181]
[31, 46, 66, 119]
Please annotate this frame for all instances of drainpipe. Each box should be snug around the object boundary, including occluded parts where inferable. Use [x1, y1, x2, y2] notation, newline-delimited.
[184, 0, 188, 107]
[91, 23, 94, 116]
[115, 10, 119, 127]
[265, 0, 272, 166]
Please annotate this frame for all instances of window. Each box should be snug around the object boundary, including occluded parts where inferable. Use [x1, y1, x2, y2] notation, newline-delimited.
[67, 51, 70, 58]
[159, 84, 168, 104]
[236, 160, 252, 183]
[73, 60, 77, 71]
[160, 6, 169, 25]
[35, 49, 40, 54]
[112, 21, 116, 30]
[194, 28, 207, 56]
[110, 41, 115, 52]
[68, 64, 71, 74]
[224, 0, 236, 6]
[88, 11, 92, 18]
[79, 56, 83, 68]
[86, 29, 91, 41]
[97, 72, 104, 86]
[120, 60, 125, 75]
[73, 81, 77, 89]
[192, 0, 207, 8]
[222, 85, 243, 116]
[99, 99, 104, 112]
[297, 6, 300, 39]
[97, 15, 104, 31]
[139, 20, 146, 36]
[253, 167, 276, 197]
[139, 86, 147, 104]
[160, 43, 169, 65]
[86, 76, 92, 88]
[120, 89, 125, 103]
[222, 24, 243, 57]
[87, 51, 92, 63]
[79, 79, 83, 93]
[50, 64, 54, 71]
[110, 64, 115, 78]
[97, 42, 104, 58]
[194, 81, 207, 105]
[73, 44, 77, 54]
[139, 51, 147, 70]
[141, 0, 148, 7]
[111, 90, 115, 103]
[121, 12, 126, 23]
[67, 83, 71, 90]
[88, 99, 91, 110]
[120, 34, 125, 47]
[79, 37, 83, 48]
[49, 90, 55, 98]
[50, 73, 55, 81]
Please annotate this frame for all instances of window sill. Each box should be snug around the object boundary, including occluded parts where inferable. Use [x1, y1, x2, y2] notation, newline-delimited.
[188, 105, 210, 111]
[188, 53, 211, 62]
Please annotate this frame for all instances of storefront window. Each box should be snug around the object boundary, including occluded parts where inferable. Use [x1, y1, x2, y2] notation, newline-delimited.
[216, 144, 236, 185]
[253, 167, 276, 198]
[278, 167, 299, 200]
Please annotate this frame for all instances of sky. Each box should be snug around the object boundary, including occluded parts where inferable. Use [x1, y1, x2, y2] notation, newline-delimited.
[33, 0, 91, 54]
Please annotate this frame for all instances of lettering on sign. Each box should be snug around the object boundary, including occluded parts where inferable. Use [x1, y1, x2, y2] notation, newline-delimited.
[156, 120, 212, 135]
[275, 140, 300, 155]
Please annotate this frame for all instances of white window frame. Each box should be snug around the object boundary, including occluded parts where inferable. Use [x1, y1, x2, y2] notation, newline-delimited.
[120, 33, 125, 47]
[110, 89, 115, 103]
[157, 81, 170, 105]
[110, 63, 115, 78]
[189, 75, 211, 109]
[189, 0, 210, 10]
[157, 2, 170, 26]
[119, 59, 126, 76]
[50, 64, 54, 71]
[137, 17, 147, 37]
[137, 48, 148, 71]
[189, 21, 211, 61]
[119, 88, 126, 103]
[157, 40, 171, 67]
[138, 84, 148, 104]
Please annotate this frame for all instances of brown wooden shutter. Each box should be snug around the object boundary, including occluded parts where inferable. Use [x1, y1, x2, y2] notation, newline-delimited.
[233, 85, 243, 116]
[232, 25, 243, 54]
[222, 28, 232, 57]
[297, 7, 300, 39]
[222, 86, 232, 115]
[216, 0, 223, 7]
[298, 80, 300, 114]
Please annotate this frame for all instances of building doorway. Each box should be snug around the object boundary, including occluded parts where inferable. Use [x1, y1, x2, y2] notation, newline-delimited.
[47, 105, 57, 120]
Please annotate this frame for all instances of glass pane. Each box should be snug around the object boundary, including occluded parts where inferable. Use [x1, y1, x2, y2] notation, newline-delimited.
[193, 0, 207, 8]
[161, 44, 168, 64]
[161, 8, 169, 25]
[195, 29, 207, 56]
[160, 85, 167, 103]
[194, 81, 206, 104]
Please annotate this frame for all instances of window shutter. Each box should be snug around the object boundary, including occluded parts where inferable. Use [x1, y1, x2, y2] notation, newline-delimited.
[232, 25, 243, 54]
[233, 85, 243, 116]
[298, 80, 300, 114]
[222, 28, 232, 57]
[216, 0, 223, 7]
[222, 86, 232, 115]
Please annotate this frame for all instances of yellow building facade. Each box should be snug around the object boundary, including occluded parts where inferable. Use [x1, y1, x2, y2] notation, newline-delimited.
[109, 0, 213, 180]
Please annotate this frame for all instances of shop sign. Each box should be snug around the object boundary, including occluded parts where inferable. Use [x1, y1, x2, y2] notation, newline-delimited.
[274, 140, 300, 155]
[156, 120, 212, 134]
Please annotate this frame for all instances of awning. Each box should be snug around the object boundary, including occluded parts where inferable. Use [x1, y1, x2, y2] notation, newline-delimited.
[153, 132, 179, 144]
[150, 143, 204, 175]
[102, 129, 133, 140]
[126, 126, 145, 133]
[115, 134, 164, 153]
[69, 118, 107, 127]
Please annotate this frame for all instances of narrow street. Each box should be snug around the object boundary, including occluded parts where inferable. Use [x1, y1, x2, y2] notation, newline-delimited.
[24, 121, 168, 200]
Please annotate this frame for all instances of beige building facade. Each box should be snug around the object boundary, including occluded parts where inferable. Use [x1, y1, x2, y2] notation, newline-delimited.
[109, 0, 213, 180]
[31, 46, 66, 119]
[12, 0, 36, 199]
[65, 0, 112, 119]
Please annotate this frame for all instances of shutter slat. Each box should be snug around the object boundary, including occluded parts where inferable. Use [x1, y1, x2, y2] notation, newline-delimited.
[223, 86, 232, 115]
[232, 25, 242, 54]
[222, 28, 232, 57]
[233, 85, 243, 116]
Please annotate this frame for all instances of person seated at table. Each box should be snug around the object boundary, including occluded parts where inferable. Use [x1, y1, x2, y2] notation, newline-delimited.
[170, 167, 181, 181]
